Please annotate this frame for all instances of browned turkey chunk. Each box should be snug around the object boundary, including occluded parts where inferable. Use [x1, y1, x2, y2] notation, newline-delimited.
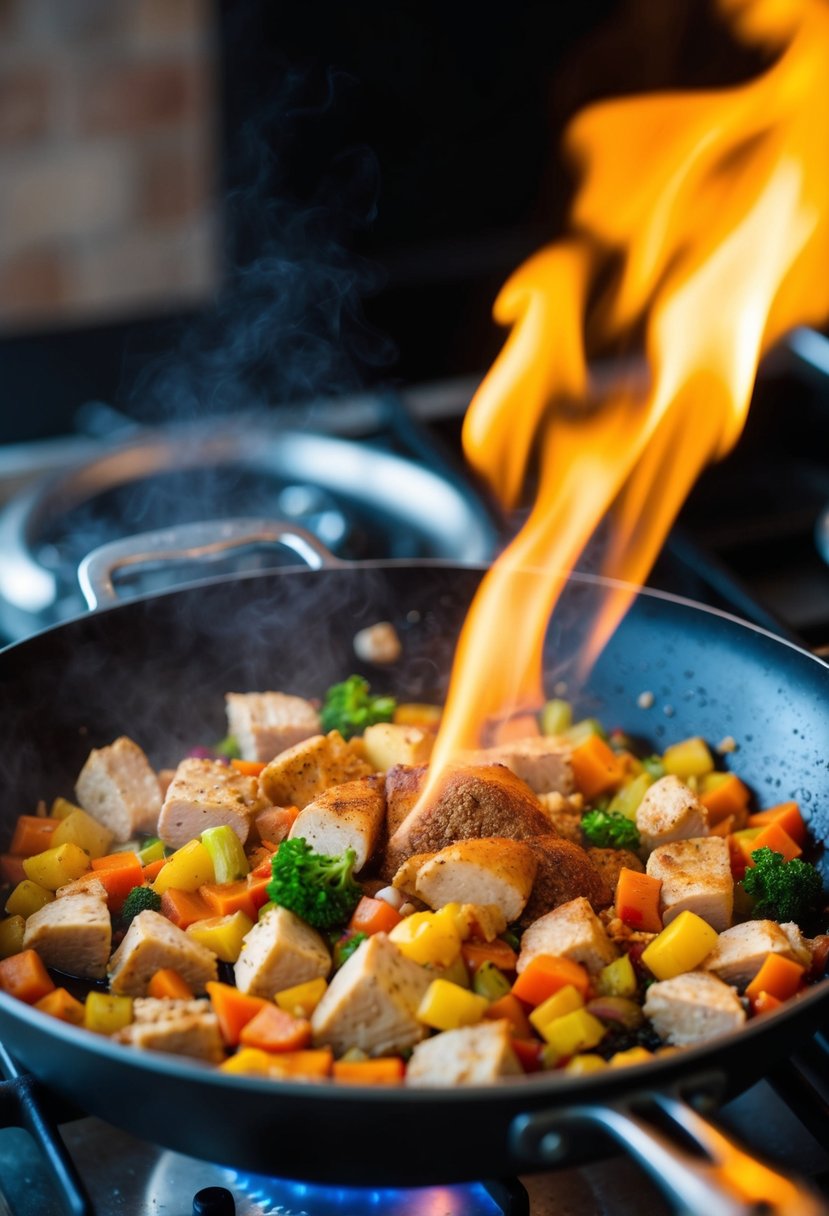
[234, 906, 331, 998]
[116, 997, 224, 1062]
[158, 758, 268, 850]
[23, 890, 111, 979]
[384, 764, 428, 838]
[462, 736, 574, 795]
[518, 896, 618, 976]
[225, 692, 321, 763]
[108, 911, 218, 996]
[288, 775, 385, 872]
[586, 847, 644, 896]
[701, 920, 799, 986]
[259, 731, 372, 809]
[635, 775, 709, 853]
[646, 836, 733, 931]
[644, 971, 746, 1046]
[412, 838, 538, 922]
[75, 737, 161, 843]
[406, 1019, 522, 1086]
[520, 836, 611, 925]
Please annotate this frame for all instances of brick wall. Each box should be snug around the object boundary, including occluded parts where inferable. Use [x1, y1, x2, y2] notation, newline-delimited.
[0, 0, 219, 331]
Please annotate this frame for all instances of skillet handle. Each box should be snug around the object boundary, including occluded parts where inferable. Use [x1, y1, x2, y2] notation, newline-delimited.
[78, 517, 345, 610]
[511, 1091, 828, 1216]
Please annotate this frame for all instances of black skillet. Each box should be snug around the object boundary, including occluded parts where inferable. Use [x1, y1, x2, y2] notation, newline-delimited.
[0, 521, 827, 1215]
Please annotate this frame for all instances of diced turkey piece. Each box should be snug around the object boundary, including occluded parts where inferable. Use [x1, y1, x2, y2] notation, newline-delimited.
[462, 736, 574, 795]
[644, 971, 746, 1047]
[536, 792, 584, 844]
[384, 764, 428, 838]
[310, 932, 431, 1057]
[288, 775, 385, 872]
[635, 775, 709, 854]
[23, 890, 111, 980]
[362, 723, 433, 772]
[406, 1019, 522, 1087]
[458, 903, 508, 942]
[646, 836, 733, 932]
[517, 896, 618, 977]
[225, 692, 321, 763]
[780, 922, 813, 967]
[116, 997, 225, 1062]
[55, 874, 108, 901]
[259, 731, 372, 810]
[157, 758, 268, 850]
[520, 836, 611, 925]
[75, 736, 162, 843]
[108, 910, 218, 996]
[413, 837, 538, 922]
[391, 852, 437, 898]
[702, 920, 798, 987]
[234, 905, 331, 999]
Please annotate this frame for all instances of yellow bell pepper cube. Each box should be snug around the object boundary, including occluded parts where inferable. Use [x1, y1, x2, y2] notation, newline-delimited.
[219, 1047, 274, 1076]
[152, 840, 215, 894]
[51, 809, 114, 860]
[0, 915, 25, 960]
[640, 910, 719, 980]
[186, 910, 254, 962]
[539, 1008, 606, 1061]
[85, 992, 133, 1034]
[275, 976, 328, 1018]
[5, 879, 55, 919]
[596, 954, 637, 998]
[22, 842, 90, 891]
[389, 907, 462, 967]
[416, 978, 489, 1031]
[563, 1053, 608, 1076]
[529, 985, 585, 1040]
[662, 737, 714, 779]
[51, 797, 82, 821]
[609, 1046, 654, 1068]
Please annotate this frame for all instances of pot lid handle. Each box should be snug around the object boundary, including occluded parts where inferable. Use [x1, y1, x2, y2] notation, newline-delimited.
[78, 517, 344, 610]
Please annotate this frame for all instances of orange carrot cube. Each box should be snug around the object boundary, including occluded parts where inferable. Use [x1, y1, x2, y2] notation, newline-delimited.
[0, 949, 56, 1004]
[615, 868, 663, 933]
[511, 955, 590, 1006]
[570, 736, 625, 800]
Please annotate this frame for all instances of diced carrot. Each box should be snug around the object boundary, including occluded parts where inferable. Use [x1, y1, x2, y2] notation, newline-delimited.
[484, 993, 534, 1038]
[727, 835, 749, 880]
[142, 858, 167, 883]
[90, 851, 145, 913]
[461, 938, 518, 973]
[9, 816, 58, 857]
[254, 806, 299, 846]
[231, 759, 267, 777]
[708, 815, 735, 838]
[265, 1049, 333, 1079]
[160, 887, 212, 929]
[332, 1057, 405, 1084]
[752, 990, 783, 1015]
[615, 868, 663, 933]
[747, 802, 807, 846]
[250, 852, 277, 879]
[699, 774, 751, 825]
[746, 821, 802, 865]
[511, 955, 590, 1006]
[0, 949, 56, 1003]
[239, 1004, 312, 1053]
[148, 968, 195, 1000]
[570, 735, 625, 800]
[200, 879, 257, 921]
[745, 953, 805, 1007]
[511, 1038, 543, 1073]
[206, 980, 269, 1047]
[246, 873, 272, 911]
[35, 986, 85, 1025]
[348, 896, 402, 937]
[0, 855, 27, 886]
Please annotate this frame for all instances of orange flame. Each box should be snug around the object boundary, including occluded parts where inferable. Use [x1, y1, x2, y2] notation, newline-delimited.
[426, 0, 829, 781]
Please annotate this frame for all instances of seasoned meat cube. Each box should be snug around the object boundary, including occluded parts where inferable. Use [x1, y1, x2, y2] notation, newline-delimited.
[644, 971, 746, 1046]
[384, 764, 553, 877]
[310, 933, 431, 1057]
[234, 906, 331, 998]
[55, 875, 108, 901]
[587, 847, 644, 896]
[23, 890, 111, 980]
[702, 920, 798, 986]
[225, 692, 321, 763]
[116, 997, 224, 1062]
[520, 836, 611, 925]
[413, 838, 538, 922]
[536, 792, 584, 844]
[406, 1019, 522, 1086]
[391, 852, 437, 898]
[288, 775, 385, 872]
[362, 723, 433, 771]
[384, 764, 428, 837]
[108, 910, 218, 996]
[157, 758, 268, 850]
[635, 776, 709, 854]
[779, 922, 813, 967]
[463, 736, 574, 795]
[75, 737, 162, 843]
[646, 837, 733, 931]
[259, 732, 372, 810]
[518, 896, 618, 976]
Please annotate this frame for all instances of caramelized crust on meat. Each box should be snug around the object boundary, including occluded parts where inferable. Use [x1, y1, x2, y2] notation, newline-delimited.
[519, 835, 611, 925]
[384, 764, 428, 838]
[586, 847, 644, 897]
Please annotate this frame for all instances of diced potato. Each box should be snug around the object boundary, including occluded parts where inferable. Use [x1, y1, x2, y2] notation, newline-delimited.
[362, 723, 434, 771]
[662, 737, 714, 780]
[0, 915, 25, 959]
[152, 840, 215, 894]
[5, 880, 55, 919]
[609, 773, 653, 820]
[51, 809, 114, 860]
[22, 843, 90, 891]
[540, 1008, 605, 1061]
[388, 907, 462, 967]
[85, 992, 133, 1034]
[529, 985, 584, 1039]
[596, 955, 637, 998]
[186, 911, 254, 963]
[275, 976, 328, 1018]
[416, 979, 489, 1031]
[609, 1047, 654, 1067]
[563, 1053, 607, 1075]
[51, 797, 82, 821]
[640, 911, 719, 980]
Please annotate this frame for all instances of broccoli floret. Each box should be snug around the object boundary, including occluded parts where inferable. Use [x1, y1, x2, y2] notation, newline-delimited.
[267, 837, 363, 929]
[121, 885, 162, 924]
[742, 848, 824, 923]
[581, 809, 640, 850]
[333, 931, 368, 968]
[319, 675, 396, 740]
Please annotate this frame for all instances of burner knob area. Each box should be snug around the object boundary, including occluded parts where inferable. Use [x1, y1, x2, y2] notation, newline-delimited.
[193, 1186, 236, 1215]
